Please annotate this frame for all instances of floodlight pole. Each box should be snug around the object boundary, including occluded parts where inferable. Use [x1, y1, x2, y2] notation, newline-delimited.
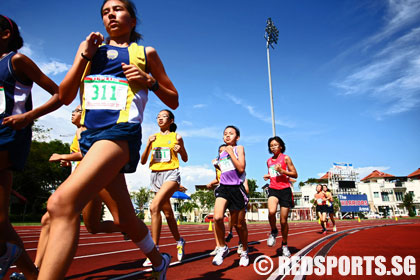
[265, 18, 278, 137]
[266, 42, 276, 136]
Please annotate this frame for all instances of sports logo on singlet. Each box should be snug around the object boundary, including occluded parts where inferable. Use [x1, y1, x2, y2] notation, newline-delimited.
[317, 198, 323, 205]
[84, 75, 128, 110]
[153, 147, 171, 162]
[219, 156, 235, 173]
[268, 165, 281, 178]
[0, 87, 5, 114]
[107, 50, 119, 60]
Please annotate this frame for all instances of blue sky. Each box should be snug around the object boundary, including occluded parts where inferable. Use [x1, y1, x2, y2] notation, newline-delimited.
[2, 0, 420, 193]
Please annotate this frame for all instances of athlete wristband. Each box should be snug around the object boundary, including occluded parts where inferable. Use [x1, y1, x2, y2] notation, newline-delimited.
[81, 53, 91, 61]
[148, 80, 159, 92]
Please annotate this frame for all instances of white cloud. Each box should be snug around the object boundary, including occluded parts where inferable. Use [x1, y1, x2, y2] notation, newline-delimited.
[355, 166, 391, 180]
[225, 93, 295, 128]
[332, 2, 420, 119]
[40, 61, 71, 76]
[177, 126, 220, 139]
[193, 104, 206, 109]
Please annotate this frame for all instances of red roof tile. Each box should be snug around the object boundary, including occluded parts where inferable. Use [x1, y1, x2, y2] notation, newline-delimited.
[361, 170, 394, 181]
[408, 168, 420, 178]
[319, 172, 329, 179]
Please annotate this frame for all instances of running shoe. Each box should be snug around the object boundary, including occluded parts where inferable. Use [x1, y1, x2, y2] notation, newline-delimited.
[282, 245, 291, 257]
[150, 253, 171, 280]
[267, 230, 278, 247]
[212, 245, 229, 266]
[143, 258, 152, 267]
[225, 232, 233, 242]
[0, 243, 22, 279]
[239, 250, 249, 267]
[9, 272, 26, 280]
[333, 226, 337, 232]
[209, 247, 219, 256]
[322, 229, 327, 235]
[237, 243, 243, 255]
[176, 237, 186, 261]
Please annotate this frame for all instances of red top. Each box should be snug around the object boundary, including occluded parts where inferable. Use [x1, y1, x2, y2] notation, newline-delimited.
[267, 154, 291, 190]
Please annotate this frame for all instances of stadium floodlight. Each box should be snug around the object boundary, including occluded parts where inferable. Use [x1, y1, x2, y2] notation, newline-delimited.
[264, 17, 278, 136]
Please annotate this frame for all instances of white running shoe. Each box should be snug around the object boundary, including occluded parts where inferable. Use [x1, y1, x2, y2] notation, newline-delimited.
[237, 243, 243, 255]
[151, 253, 171, 280]
[143, 257, 152, 267]
[267, 231, 278, 247]
[176, 237, 186, 261]
[282, 245, 291, 257]
[209, 246, 219, 256]
[0, 243, 22, 279]
[212, 245, 229, 266]
[333, 226, 337, 232]
[239, 250, 249, 267]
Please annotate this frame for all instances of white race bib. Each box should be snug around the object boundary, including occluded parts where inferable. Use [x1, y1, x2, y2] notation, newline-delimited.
[0, 87, 5, 114]
[84, 75, 128, 110]
[219, 156, 235, 173]
[269, 165, 280, 178]
[153, 147, 171, 162]
[317, 198, 323, 205]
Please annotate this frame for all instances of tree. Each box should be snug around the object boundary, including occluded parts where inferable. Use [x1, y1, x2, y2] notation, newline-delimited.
[177, 200, 198, 222]
[130, 188, 151, 219]
[403, 192, 416, 217]
[247, 178, 264, 198]
[191, 190, 215, 221]
[12, 140, 71, 221]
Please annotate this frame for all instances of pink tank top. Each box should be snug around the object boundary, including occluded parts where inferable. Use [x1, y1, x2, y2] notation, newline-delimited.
[267, 154, 291, 190]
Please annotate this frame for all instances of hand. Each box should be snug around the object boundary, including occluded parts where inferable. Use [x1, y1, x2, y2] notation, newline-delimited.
[173, 144, 181, 153]
[148, 135, 156, 143]
[81, 32, 104, 59]
[263, 174, 270, 181]
[122, 63, 154, 89]
[2, 113, 32, 130]
[275, 164, 284, 174]
[206, 183, 213, 189]
[225, 145, 234, 156]
[49, 153, 62, 162]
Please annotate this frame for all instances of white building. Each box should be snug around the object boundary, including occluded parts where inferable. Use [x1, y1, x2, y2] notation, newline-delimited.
[297, 167, 420, 217]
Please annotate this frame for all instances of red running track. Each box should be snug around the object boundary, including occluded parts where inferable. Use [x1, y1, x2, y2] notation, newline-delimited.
[7, 219, 419, 279]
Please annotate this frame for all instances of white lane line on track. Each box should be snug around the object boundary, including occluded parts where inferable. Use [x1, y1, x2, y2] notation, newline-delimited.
[105, 224, 369, 280]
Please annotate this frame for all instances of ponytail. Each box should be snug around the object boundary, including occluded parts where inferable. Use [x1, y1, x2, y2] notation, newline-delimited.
[0, 15, 24, 52]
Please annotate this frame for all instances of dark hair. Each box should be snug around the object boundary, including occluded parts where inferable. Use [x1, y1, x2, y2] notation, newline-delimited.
[101, 0, 142, 43]
[268, 136, 286, 154]
[217, 144, 227, 159]
[160, 109, 177, 132]
[322, 184, 330, 192]
[224, 125, 240, 137]
[0, 15, 23, 52]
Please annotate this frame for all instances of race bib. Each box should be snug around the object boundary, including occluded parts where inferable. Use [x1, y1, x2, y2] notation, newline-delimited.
[268, 165, 280, 177]
[153, 147, 171, 162]
[84, 75, 128, 110]
[317, 198, 323, 205]
[219, 156, 235, 173]
[0, 87, 5, 114]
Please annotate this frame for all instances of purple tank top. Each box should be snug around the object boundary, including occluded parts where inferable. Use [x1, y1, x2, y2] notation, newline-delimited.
[218, 147, 241, 185]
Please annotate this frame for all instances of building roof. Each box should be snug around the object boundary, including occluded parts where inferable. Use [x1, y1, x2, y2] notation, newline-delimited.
[408, 168, 420, 178]
[361, 170, 395, 181]
[319, 172, 329, 179]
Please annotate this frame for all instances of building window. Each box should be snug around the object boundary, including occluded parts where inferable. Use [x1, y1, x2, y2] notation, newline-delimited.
[374, 192, 379, 198]
[395, 192, 403, 201]
[409, 191, 414, 197]
[173, 202, 179, 212]
[381, 192, 389, 202]
[304, 196, 309, 202]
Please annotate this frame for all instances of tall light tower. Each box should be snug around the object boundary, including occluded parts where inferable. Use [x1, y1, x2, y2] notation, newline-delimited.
[264, 17, 279, 137]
